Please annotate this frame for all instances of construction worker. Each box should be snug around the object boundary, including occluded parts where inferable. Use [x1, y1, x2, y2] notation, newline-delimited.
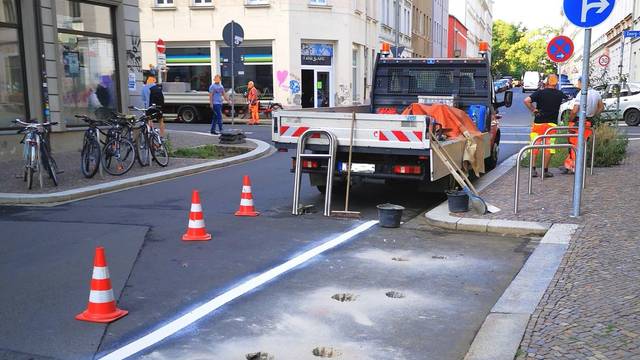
[562, 77, 604, 174]
[523, 74, 567, 177]
[208, 75, 229, 135]
[247, 81, 260, 125]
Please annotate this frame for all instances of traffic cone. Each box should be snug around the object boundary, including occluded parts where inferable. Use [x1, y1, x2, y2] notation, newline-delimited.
[235, 175, 260, 217]
[76, 247, 128, 323]
[182, 189, 212, 241]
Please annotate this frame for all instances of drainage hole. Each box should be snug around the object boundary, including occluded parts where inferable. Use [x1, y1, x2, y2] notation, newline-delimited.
[246, 352, 274, 360]
[331, 293, 358, 302]
[312, 347, 342, 358]
[385, 291, 406, 299]
[391, 257, 409, 262]
[432, 255, 447, 260]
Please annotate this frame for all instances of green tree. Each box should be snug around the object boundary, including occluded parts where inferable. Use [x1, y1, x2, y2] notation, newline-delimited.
[491, 20, 524, 77]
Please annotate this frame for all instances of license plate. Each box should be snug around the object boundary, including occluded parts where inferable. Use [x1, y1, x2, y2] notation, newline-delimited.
[339, 162, 375, 174]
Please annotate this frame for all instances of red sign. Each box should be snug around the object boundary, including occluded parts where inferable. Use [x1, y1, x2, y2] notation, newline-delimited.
[547, 36, 574, 63]
[156, 39, 166, 54]
[598, 54, 610, 67]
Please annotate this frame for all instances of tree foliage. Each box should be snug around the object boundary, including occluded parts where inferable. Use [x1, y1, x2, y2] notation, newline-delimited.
[491, 20, 558, 78]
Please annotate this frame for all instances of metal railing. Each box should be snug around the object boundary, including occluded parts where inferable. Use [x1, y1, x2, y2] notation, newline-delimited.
[515, 144, 576, 214]
[292, 129, 338, 216]
[528, 134, 590, 193]
[543, 125, 595, 176]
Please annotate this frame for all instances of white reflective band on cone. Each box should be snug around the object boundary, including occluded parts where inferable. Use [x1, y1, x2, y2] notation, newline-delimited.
[240, 199, 253, 206]
[89, 289, 115, 303]
[190, 203, 203, 212]
[92, 266, 110, 280]
[188, 219, 205, 228]
[242, 186, 252, 193]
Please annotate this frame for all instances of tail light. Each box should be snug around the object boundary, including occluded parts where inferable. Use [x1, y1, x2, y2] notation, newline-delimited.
[291, 159, 320, 169]
[393, 165, 421, 175]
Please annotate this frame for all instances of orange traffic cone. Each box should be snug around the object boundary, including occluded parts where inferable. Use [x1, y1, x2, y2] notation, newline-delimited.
[235, 175, 260, 217]
[76, 247, 128, 323]
[182, 189, 212, 241]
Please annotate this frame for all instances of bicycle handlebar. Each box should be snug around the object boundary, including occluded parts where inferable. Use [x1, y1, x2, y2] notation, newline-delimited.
[12, 119, 58, 128]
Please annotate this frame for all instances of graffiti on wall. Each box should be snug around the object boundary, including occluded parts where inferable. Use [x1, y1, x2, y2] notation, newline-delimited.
[276, 70, 302, 105]
[126, 35, 142, 72]
[335, 84, 351, 106]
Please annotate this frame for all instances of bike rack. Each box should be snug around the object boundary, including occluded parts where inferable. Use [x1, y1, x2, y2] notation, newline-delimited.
[543, 125, 596, 176]
[515, 143, 576, 214]
[528, 134, 590, 193]
[292, 129, 338, 217]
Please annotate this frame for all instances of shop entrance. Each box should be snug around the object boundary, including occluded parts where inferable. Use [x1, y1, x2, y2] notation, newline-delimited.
[301, 67, 332, 108]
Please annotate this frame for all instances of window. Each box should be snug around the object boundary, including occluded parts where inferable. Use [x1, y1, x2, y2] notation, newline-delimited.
[219, 46, 273, 98]
[56, 0, 118, 126]
[192, 0, 212, 6]
[381, 0, 388, 25]
[0, 0, 27, 128]
[165, 47, 211, 91]
[245, 0, 269, 5]
[154, 0, 174, 7]
[352, 48, 358, 101]
[309, 0, 327, 5]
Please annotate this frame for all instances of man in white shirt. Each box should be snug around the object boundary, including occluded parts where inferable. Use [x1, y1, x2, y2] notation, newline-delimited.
[562, 77, 604, 174]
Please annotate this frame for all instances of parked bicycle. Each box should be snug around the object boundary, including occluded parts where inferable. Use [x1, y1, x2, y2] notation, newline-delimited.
[12, 119, 59, 189]
[100, 114, 137, 176]
[75, 115, 106, 178]
[129, 105, 169, 167]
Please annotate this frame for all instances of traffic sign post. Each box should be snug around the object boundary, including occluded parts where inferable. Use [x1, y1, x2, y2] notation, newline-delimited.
[156, 39, 166, 83]
[223, 21, 244, 125]
[547, 36, 574, 63]
[598, 54, 610, 67]
[563, 0, 615, 217]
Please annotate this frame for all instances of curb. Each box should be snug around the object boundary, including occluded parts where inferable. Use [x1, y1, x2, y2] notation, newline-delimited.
[0, 138, 274, 206]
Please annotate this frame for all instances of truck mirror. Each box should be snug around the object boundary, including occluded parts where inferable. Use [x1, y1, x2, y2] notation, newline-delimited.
[503, 90, 513, 108]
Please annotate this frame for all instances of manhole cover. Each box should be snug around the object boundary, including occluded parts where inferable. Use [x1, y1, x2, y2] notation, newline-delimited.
[432, 255, 447, 260]
[331, 293, 358, 302]
[391, 257, 409, 262]
[312, 347, 342, 357]
[246, 352, 274, 360]
[385, 291, 406, 299]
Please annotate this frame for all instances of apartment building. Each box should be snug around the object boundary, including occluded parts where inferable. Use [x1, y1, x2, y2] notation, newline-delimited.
[411, 0, 433, 57]
[448, 15, 467, 58]
[378, 0, 413, 57]
[140, 0, 379, 109]
[432, 0, 448, 57]
[448, 0, 491, 56]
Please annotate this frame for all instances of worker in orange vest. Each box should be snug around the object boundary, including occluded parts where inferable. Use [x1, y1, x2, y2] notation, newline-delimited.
[247, 81, 260, 125]
[562, 77, 604, 174]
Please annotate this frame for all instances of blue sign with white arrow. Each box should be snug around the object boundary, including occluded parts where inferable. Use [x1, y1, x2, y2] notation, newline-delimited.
[624, 30, 640, 38]
[564, 0, 615, 28]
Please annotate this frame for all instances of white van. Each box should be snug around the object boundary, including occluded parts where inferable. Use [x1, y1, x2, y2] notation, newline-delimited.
[523, 71, 541, 93]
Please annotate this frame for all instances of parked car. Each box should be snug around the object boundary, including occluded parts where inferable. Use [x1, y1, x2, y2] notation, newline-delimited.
[501, 76, 514, 88]
[513, 79, 522, 87]
[558, 82, 640, 126]
[523, 71, 541, 93]
[560, 86, 580, 100]
[494, 79, 510, 93]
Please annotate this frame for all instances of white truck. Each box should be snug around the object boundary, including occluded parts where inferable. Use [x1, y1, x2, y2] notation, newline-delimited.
[272, 54, 513, 194]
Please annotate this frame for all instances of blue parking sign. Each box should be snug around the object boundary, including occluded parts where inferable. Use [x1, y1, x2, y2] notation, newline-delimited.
[564, 0, 615, 28]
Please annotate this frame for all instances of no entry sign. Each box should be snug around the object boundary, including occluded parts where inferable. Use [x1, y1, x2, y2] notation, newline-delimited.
[156, 39, 166, 54]
[598, 54, 610, 67]
[547, 36, 574, 63]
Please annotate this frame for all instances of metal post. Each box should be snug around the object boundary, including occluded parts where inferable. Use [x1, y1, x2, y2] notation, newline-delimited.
[572, 29, 591, 217]
[394, 0, 400, 56]
[230, 21, 235, 125]
[616, 32, 625, 128]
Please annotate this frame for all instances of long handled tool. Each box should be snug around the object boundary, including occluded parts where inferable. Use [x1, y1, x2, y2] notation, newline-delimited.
[428, 129, 500, 214]
[332, 112, 361, 219]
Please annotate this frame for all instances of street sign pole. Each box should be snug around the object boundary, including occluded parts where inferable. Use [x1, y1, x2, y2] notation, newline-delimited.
[616, 33, 625, 128]
[572, 28, 591, 217]
[231, 21, 235, 125]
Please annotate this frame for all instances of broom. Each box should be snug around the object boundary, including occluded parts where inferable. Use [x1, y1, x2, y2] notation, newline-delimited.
[332, 111, 361, 219]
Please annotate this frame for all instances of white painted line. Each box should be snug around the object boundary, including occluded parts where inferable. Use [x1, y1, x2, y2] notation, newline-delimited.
[629, 137, 640, 141]
[500, 132, 529, 136]
[500, 140, 530, 144]
[98, 220, 379, 360]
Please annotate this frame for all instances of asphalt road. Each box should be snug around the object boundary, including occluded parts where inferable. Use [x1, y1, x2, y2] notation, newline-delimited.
[0, 98, 579, 360]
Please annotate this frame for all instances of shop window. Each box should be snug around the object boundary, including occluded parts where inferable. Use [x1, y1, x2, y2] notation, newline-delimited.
[219, 46, 273, 99]
[56, 0, 118, 126]
[155, 0, 174, 7]
[165, 47, 211, 91]
[0, 0, 27, 129]
[192, 0, 212, 6]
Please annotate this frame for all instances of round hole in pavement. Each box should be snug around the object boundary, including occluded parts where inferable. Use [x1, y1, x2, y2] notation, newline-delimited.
[391, 257, 409, 262]
[385, 291, 406, 299]
[246, 352, 274, 360]
[312, 347, 342, 357]
[432, 255, 447, 260]
[331, 293, 358, 302]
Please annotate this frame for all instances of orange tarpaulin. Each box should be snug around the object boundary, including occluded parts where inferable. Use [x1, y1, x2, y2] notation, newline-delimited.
[401, 103, 480, 138]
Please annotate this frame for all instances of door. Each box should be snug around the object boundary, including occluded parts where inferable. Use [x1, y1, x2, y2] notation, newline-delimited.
[316, 71, 330, 108]
[301, 69, 314, 108]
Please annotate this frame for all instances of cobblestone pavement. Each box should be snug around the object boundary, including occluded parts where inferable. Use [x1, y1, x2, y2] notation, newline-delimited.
[0, 130, 253, 194]
[459, 143, 640, 358]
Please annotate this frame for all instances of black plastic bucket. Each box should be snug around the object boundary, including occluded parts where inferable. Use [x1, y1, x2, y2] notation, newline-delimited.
[377, 203, 405, 228]
[447, 190, 469, 213]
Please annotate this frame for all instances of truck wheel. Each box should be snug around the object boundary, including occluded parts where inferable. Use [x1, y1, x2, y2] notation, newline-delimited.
[178, 106, 199, 123]
[485, 132, 500, 171]
[624, 109, 640, 126]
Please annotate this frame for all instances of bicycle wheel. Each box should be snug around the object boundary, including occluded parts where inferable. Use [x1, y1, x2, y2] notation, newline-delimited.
[25, 144, 36, 190]
[102, 138, 136, 175]
[136, 130, 151, 167]
[26, 166, 34, 190]
[151, 132, 169, 167]
[41, 145, 58, 186]
[81, 137, 101, 178]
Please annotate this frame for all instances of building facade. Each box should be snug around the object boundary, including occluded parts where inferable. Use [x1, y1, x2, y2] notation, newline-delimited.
[378, 0, 413, 57]
[140, 0, 379, 109]
[431, 0, 448, 57]
[448, 0, 491, 56]
[0, 0, 141, 140]
[411, 0, 432, 57]
[447, 15, 467, 57]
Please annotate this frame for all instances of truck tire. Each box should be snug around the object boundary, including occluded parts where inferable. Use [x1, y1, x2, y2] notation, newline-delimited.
[485, 131, 500, 171]
[624, 109, 640, 126]
[178, 106, 199, 123]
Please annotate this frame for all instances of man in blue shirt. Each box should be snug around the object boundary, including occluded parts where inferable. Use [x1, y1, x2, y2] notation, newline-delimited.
[141, 74, 166, 137]
[209, 75, 229, 135]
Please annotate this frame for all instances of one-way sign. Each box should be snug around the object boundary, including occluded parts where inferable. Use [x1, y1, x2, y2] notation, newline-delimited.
[624, 30, 640, 38]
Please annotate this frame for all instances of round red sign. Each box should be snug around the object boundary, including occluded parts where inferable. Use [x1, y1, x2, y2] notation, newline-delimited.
[547, 35, 574, 63]
[156, 39, 166, 54]
[598, 54, 610, 67]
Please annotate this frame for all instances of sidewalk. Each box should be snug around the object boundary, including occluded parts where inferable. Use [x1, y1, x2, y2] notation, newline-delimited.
[443, 143, 640, 358]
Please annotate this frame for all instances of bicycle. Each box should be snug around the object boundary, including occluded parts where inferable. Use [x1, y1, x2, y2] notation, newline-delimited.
[100, 115, 136, 176]
[129, 105, 169, 167]
[13, 119, 59, 189]
[75, 115, 106, 178]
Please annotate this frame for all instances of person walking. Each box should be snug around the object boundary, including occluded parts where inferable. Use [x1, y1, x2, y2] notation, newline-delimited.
[141, 74, 166, 137]
[247, 81, 260, 125]
[523, 74, 567, 177]
[209, 75, 229, 135]
[562, 76, 604, 174]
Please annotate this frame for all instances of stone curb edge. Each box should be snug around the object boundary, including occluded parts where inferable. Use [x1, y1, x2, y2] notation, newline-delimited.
[0, 138, 274, 206]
